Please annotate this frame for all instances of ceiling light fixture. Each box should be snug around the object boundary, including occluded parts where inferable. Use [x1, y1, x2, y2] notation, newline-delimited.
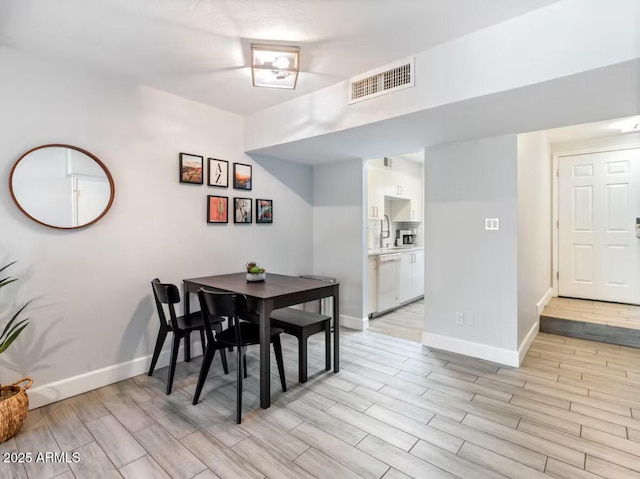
[251, 44, 300, 90]
[621, 121, 640, 134]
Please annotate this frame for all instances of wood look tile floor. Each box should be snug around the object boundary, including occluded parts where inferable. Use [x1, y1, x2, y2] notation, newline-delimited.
[6, 328, 640, 479]
[368, 299, 424, 342]
[543, 297, 640, 329]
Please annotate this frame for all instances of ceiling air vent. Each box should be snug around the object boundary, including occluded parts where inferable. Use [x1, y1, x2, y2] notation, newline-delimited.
[349, 57, 415, 104]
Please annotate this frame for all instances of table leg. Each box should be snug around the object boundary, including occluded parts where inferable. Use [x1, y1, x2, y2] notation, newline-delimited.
[259, 299, 274, 408]
[184, 283, 190, 316]
[333, 285, 340, 373]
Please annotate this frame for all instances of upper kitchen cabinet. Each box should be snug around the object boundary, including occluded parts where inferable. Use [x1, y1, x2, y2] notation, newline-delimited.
[367, 166, 385, 219]
[367, 153, 424, 222]
[384, 168, 406, 198]
[390, 175, 422, 222]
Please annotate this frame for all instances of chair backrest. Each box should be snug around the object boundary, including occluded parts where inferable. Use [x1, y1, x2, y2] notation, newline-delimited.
[151, 278, 181, 330]
[197, 289, 248, 345]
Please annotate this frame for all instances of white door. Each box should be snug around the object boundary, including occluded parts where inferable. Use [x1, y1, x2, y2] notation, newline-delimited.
[559, 148, 640, 304]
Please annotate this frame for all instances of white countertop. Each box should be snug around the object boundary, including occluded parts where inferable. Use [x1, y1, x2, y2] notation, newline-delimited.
[368, 246, 424, 256]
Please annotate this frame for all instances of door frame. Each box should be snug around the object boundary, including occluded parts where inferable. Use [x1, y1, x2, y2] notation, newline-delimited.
[552, 145, 640, 298]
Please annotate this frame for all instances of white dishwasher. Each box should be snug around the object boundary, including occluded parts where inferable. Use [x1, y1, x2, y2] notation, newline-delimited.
[377, 253, 402, 313]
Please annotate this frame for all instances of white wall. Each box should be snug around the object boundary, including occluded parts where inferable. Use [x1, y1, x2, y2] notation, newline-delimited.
[312, 159, 366, 329]
[246, 0, 640, 151]
[517, 132, 552, 356]
[0, 46, 313, 407]
[423, 136, 519, 365]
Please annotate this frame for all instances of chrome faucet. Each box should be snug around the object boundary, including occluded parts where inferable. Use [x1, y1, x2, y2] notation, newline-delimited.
[380, 215, 390, 248]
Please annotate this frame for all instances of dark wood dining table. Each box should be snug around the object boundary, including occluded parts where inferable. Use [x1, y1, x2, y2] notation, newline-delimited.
[183, 273, 340, 408]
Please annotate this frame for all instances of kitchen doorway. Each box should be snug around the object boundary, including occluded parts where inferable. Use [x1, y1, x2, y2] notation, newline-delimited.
[368, 298, 424, 342]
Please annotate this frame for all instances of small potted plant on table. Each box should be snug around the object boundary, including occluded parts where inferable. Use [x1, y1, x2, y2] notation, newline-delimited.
[245, 262, 266, 282]
[0, 262, 32, 444]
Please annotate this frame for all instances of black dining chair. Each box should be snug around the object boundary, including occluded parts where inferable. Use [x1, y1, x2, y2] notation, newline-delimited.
[150, 279, 228, 394]
[193, 289, 287, 424]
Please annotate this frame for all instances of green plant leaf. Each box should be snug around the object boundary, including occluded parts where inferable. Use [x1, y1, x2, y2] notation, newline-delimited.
[0, 322, 29, 354]
[0, 302, 30, 340]
[0, 261, 17, 275]
[0, 277, 18, 289]
[0, 318, 28, 343]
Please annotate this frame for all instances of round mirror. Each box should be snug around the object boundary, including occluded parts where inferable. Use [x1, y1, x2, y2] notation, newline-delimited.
[9, 144, 115, 229]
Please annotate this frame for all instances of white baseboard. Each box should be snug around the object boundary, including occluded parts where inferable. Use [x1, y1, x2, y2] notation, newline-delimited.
[28, 342, 203, 410]
[536, 288, 554, 316]
[517, 320, 539, 366]
[340, 314, 369, 331]
[421, 332, 519, 367]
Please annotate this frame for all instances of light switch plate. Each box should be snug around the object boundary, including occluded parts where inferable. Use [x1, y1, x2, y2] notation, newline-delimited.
[485, 218, 499, 231]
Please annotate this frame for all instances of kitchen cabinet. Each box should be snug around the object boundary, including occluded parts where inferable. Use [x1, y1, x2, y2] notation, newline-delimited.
[398, 250, 424, 304]
[367, 165, 422, 222]
[410, 250, 424, 299]
[367, 167, 385, 219]
[367, 256, 377, 316]
[390, 175, 421, 222]
[373, 249, 424, 315]
[384, 169, 406, 198]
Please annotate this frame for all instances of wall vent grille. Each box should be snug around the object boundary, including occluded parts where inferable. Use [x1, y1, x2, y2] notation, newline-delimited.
[349, 57, 414, 104]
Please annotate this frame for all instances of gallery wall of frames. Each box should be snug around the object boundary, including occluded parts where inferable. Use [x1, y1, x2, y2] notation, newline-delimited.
[179, 153, 273, 225]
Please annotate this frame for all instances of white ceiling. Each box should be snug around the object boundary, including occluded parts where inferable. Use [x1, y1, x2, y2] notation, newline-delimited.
[0, 0, 559, 115]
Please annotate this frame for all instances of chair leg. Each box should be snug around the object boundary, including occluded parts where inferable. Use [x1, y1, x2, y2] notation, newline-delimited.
[184, 331, 191, 362]
[220, 348, 229, 375]
[273, 335, 287, 391]
[324, 321, 331, 372]
[166, 333, 181, 395]
[213, 323, 229, 374]
[243, 351, 248, 379]
[148, 327, 167, 376]
[193, 345, 217, 405]
[199, 328, 206, 351]
[297, 334, 308, 383]
[236, 346, 244, 424]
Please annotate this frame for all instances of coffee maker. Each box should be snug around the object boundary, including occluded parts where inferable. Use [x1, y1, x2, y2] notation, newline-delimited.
[397, 229, 415, 246]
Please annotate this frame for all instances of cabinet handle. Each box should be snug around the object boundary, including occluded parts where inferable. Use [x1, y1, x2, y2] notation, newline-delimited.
[375, 206, 379, 217]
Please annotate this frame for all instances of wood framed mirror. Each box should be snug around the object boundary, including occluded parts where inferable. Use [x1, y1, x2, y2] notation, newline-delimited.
[9, 144, 115, 229]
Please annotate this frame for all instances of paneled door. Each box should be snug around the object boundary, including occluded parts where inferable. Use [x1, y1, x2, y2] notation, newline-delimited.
[559, 148, 640, 304]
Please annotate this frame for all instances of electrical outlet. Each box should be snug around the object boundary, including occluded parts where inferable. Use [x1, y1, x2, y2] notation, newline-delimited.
[456, 312, 464, 325]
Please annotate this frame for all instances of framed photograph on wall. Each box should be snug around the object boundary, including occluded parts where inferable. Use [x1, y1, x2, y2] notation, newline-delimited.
[233, 163, 252, 190]
[208, 158, 228, 187]
[256, 199, 273, 224]
[234, 197, 252, 223]
[179, 153, 203, 184]
[207, 195, 228, 223]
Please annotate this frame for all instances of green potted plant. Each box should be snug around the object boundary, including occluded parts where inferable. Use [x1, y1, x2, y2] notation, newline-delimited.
[245, 262, 266, 282]
[0, 261, 32, 444]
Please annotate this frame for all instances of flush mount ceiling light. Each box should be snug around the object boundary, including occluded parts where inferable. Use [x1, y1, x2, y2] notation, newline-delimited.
[621, 120, 640, 134]
[251, 44, 300, 90]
